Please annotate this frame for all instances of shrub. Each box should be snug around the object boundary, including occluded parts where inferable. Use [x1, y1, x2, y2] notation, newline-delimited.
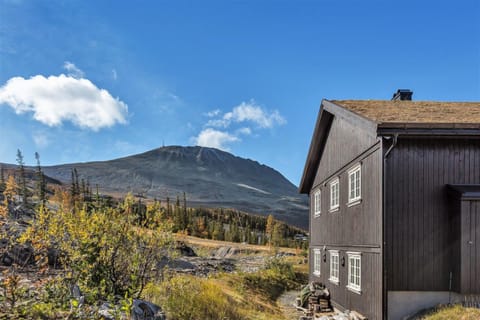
[19, 194, 174, 303]
[242, 257, 298, 301]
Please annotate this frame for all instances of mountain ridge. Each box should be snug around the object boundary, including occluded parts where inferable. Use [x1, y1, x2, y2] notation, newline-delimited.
[35, 146, 308, 228]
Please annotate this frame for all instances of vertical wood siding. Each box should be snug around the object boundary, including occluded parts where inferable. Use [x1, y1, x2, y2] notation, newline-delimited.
[386, 137, 480, 291]
[461, 200, 480, 293]
[309, 114, 383, 319]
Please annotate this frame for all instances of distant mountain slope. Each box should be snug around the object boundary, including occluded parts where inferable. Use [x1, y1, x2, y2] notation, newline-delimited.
[40, 146, 309, 228]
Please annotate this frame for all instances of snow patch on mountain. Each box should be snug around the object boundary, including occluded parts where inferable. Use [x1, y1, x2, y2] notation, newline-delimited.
[236, 183, 271, 195]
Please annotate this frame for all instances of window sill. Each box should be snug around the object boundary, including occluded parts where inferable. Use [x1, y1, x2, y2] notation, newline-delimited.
[328, 278, 339, 285]
[313, 272, 321, 277]
[329, 207, 339, 213]
[314, 213, 321, 218]
[346, 285, 362, 295]
[347, 199, 362, 207]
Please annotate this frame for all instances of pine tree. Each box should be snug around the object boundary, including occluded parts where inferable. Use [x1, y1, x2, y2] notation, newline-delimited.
[16, 149, 28, 206]
[0, 165, 5, 193]
[35, 152, 46, 204]
[272, 221, 285, 247]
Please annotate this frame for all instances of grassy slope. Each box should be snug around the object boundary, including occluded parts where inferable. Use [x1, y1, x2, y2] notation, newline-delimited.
[419, 305, 480, 320]
[149, 235, 309, 320]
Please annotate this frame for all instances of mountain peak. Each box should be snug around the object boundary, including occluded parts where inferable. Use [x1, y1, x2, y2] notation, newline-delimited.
[41, 145, 309, 228]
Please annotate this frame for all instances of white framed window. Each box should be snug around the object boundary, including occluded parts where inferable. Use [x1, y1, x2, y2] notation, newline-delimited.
[313, 249, 321, 276]
[329, 250, 339, 284]
[347, 252, 361, 293]
[330, 178, 339, 211]
[314, 189, 321, 217]
[348, 164, 361, 204]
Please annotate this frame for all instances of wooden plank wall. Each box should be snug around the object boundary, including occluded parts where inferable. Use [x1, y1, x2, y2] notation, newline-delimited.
[461, 200, 480, 293]
[309, 114, 383, 319]
[385, 137, 480, 291]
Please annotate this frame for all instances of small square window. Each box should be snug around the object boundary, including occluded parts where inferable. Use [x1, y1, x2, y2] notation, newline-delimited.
[348, 164, 361, 204]
[330, 178, 339, 211]
[313, 249, 321, 276]
[329, 250, 339, 284]
[347, 252, 361, 293]
[314, 190, 321, 217]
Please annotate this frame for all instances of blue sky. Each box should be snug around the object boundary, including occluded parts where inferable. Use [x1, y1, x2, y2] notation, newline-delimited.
[0, 0, 479, 185]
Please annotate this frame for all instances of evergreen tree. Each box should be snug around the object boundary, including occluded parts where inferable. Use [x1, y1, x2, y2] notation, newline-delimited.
[35, 152, 47, 204]
[272, 221, 286, 247]
[16, 149, 28, 206]
[74, 168, 80, 196]
[0, 165, 5, 193]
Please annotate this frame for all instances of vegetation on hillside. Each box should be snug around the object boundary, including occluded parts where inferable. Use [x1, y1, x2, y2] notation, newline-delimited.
[415, 304, 480, 320]
[0, 150, 308, 319]
[143, 257, 306, 320]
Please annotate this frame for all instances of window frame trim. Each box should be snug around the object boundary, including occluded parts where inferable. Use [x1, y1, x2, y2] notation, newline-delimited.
[329, 178, 340, 212]
[328, 250, 340, 285]
[313, 189, 321, 217]
[346, 251, 362, 294]
[313, 248, 321, 276]
[347, 164, 362, 204]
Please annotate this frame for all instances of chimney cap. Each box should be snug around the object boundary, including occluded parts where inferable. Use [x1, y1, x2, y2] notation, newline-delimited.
[392, 89, 413, 101]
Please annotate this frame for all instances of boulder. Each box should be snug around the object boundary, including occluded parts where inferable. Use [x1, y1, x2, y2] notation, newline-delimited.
[175, 241, 196, 257]
[131, 299, 166, 320]
[98, 300, 166, 320]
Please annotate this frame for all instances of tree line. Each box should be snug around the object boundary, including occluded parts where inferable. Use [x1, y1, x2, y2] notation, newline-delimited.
[0, 149, 308, 249]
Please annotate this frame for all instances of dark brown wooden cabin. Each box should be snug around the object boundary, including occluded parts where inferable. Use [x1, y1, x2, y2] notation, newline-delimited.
[300, 92, 480, 320]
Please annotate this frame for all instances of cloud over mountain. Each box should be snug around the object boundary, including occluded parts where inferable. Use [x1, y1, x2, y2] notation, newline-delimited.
[193, 128, 239, 150]
[0, 73, 128, 131]
[194, 100, 285, 150]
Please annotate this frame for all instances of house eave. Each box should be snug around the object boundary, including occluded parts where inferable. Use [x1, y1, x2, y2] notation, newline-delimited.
[299, 100, 378, 194]
[377, 125, 480, 136]
[299, 102, 333, 194]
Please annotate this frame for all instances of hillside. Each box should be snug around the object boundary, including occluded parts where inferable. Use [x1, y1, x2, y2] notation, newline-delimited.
[36, 146, 308, 228]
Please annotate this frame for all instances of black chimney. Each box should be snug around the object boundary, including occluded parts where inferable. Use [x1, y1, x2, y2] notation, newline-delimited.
[392, 89, 413, 101]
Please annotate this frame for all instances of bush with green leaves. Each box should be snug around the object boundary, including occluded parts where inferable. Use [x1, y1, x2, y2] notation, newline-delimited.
[242, 257, 298, 301]
[20, 193, 174, 304]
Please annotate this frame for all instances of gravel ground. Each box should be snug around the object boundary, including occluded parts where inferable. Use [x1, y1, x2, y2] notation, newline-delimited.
[277, 290, 305, 320]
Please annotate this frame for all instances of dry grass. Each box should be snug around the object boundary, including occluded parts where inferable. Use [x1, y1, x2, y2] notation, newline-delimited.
[178, 234, 298, 254]
[332, 100, 480, 124]
[419, 304, 480, 320]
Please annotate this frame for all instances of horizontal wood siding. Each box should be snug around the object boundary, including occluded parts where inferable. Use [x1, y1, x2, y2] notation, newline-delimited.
[386, 137, 480, 291]
[309, 113, 383, 319]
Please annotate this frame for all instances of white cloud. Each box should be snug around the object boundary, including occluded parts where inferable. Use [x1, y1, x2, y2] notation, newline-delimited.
[32, 132, 50, 148]
[63, 61, 85, 79]
[206, 118, 229, 128]
[206, 100, 286, 129]
[194, 100, 286, 150]
[226, 101, 286, 128]
[237, 127, 252, 135]
[193, 128, 239, 151]
[0, 74, 128, 131]
[205, 109, 221, 117]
